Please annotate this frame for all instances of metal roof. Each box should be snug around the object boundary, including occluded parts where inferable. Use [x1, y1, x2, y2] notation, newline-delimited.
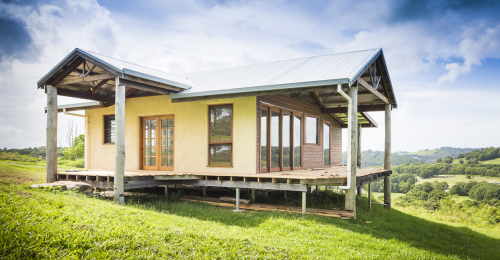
[170, 48, 381, 98]
[38, 48, 193, 90]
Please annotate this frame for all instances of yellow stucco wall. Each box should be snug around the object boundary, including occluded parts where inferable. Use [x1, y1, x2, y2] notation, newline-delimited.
[85, 95, 257, 174]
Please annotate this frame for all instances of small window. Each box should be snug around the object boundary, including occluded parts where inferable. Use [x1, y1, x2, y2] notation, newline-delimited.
[305, 116, 318, 144]
[104, 115, 115, 144]
[209, 104, 233, 166]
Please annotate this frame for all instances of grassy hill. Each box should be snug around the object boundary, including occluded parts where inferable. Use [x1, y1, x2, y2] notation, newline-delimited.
[396, 147, 480, 164]
[480, 157, 500, 165]
[343, 150, 420, 168]
[1, 162, 500, 259]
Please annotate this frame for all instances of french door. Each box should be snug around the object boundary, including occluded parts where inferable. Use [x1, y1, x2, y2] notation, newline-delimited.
[142, 116, 174, 170]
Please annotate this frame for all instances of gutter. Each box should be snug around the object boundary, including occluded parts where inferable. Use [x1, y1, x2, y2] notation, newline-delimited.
[336, 84, 352, 190]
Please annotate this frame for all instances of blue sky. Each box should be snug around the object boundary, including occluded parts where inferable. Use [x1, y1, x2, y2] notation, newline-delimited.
[0, 0, 499, 152]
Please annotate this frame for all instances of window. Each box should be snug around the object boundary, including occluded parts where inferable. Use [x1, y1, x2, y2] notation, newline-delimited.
[104, 115, 115, 144]
[270, 110, 280, 169]
[143, 116, 174, 170]
[305, 116, 318, 144]
[260, 108, 268, 171]
[324, 123, 330, 167]
[282, 112, 291, 170]
[293, 115, 302, 168]
[209, 104, 233, 166]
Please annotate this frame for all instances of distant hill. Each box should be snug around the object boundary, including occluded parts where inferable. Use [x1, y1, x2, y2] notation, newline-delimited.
[342, 150, 420, 168]
[396, 147, 481, 163]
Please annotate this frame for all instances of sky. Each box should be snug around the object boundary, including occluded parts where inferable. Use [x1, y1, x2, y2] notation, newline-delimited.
[0, 0, 499, 152]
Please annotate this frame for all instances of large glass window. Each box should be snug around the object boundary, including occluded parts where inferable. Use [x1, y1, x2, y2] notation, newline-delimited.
[209, 105, 233, 166]
[104, 115, 115, 144]
[261, 108, 268, 170]
[294, 115, 301, 167]
[324, 123, 330, 167]
[306, 116, 318, 144]
[270, 110, 280, 169]
[283, 113, 291, 169]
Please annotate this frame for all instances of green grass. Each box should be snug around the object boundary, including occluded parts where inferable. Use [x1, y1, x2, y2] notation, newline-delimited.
[401, 149, 438, 156]
[480, 157, 500, 165]
[1, 162, 500, 259]
[416, 175, 500, 186]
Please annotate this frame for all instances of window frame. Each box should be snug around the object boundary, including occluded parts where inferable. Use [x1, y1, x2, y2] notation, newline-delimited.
[103, 114, 115, 145]
[323, 122, 331, 168]
[207, 104, 234, 167]
[304, 115, 320, 145]
[260, 107, 270, 172]
[140, 115, 175, 171]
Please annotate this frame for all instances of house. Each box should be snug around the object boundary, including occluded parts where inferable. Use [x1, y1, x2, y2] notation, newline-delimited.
[39, 48, 397, 217]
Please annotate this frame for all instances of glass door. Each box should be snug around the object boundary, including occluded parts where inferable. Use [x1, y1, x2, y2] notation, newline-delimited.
[142, 116, 174, 170]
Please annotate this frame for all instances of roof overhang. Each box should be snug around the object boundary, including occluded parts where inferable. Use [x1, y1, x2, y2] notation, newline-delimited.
[44, 101, 103, 113]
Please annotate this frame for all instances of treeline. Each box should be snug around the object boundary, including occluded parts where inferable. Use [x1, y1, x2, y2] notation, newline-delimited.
[343, 150, 420, 168]
[393, 163, 500, 178]
[1, 146, 65, 159]
[456, 147, 500, 162]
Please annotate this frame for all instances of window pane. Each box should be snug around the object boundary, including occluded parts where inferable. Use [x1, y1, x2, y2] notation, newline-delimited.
[271, 111, 280, 168]
[151, 129, 156, 138]
[151, 158, 156, 166]
[306, 116, 317, 144]
[294, 116, 301, 167]
[162, 148, 168, 156]
[161, 158, 168, 167]
[146, 120, 150, 129]
[145, 130, 150, 138]
[162, 139, 168, 146]
[324, 123, 330, 166]
[162, 129, 167, 138]
[151, 120, 156, 130]
[145, 139, 150, 148]
[167, 139, 173, 147]
[151, 148, 156, 157]
[145, 148, 150, 156]
[168, 148, 173, 157]
[151, 140, 156, 147]
[209, 144, 232, 165]
[168, 119, 173, 128]
[168, 129, 173, 138]
[168, 158, 173, 167]
[104, 116, 115, 144]
[210, 105, 232, 141]
[145, 157, 150, 166]
[261, 109, 267, 169]
[161, 119, 168, 128]
[283, 114, 291, 168]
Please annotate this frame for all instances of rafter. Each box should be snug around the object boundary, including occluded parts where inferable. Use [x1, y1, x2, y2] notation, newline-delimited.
[55, 73, 115, 86]
[309, 91, 323, 109]
[125, 88, 138, 97]
[50, 57, 84, 85]
[57, 88, 114, 103]
[91, 79, 109, 93]
[322, 105, 386, 114]
[357, 78, 389, 104]
[375, 61, 392, 104]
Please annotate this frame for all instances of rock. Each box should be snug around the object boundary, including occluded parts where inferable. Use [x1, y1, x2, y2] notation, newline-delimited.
[56, 181, 92, 192]
[29, 183, 67, 190]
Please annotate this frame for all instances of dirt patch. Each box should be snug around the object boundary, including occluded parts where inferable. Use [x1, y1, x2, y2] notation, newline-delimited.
[16, 191, 33, 196]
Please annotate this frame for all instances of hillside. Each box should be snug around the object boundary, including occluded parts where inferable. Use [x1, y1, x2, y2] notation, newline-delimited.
[1, 162, 499, 259]
[396, 147, 480, 164]
[343, 150, 420, 168]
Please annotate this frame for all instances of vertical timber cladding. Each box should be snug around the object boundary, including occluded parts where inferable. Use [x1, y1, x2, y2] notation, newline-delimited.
[257, 94, 342, 171]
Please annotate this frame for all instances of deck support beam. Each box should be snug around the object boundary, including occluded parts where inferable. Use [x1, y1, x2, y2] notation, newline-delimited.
[251, 189, 256, 202]
[302, 191, 307, 216]
[384, 104, 391, 209]
[368, 183, 372, 212]
[202, 186, 207, 197]
[114, 78, 125, 204]
[233, 188, 242, 212]
[345, 85, 358, 214]
[164, 185, 169, 197]
[46, 85, 57, 183]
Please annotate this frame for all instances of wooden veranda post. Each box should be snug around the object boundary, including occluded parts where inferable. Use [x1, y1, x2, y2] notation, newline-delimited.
[384, 104, 391, 209]
[46, 85, 57, 183]
[345, 85, 358, 213]
[114, 78, 125, 204]
[357, 123, 362, 168]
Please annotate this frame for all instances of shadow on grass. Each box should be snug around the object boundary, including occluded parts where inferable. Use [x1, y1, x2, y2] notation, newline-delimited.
[114, 191, 500, 260]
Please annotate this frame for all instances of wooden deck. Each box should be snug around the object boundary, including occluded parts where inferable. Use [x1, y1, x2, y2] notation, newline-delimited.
[56, 166, 391, 190]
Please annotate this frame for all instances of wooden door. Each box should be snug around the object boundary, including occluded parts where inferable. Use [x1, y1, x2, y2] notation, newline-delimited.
[142, 116, 174, 170]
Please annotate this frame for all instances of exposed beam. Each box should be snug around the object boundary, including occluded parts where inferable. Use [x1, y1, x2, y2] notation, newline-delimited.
[322, 105, 386, 114]
[125, 88, 138, 97]
[91, 79, 109, 93]
[50, 57, 84, 86]
[323, 93, 377, 104]
[119, 79, 171, 95]
[375, 61, 392, 105]
[57, 88, 115, 103]
[358, 78, 389, 104]
[309, 91, 323, 108]
[341, 123, 375, 128]
[55, 73, 116, 86]
[120, 74, 185, 92]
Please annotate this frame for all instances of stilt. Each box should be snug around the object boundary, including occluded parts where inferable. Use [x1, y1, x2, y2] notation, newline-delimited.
[302, 191, 307, 216]
[46, 85, 57, 183]
[345, 84, 358, 217]
[233, 188, 242, 212]
[316, 185, 319, 194]
[384, 104, 392, 209]
[113, 78, 125, 204]
[251, 189, 256, 202]
[284, 190, 287, 199]
[357, 186, 362, 196]
[202, 186, 207, 197]
[164, 185, 169, 197]
[368, 183, 372, 212]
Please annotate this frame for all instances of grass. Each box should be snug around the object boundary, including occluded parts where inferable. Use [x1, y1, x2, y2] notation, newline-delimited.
[401, 149, 438, 156]
[416, 175, 500, 186]
[480, 157, 500, 165]
[1, 162, 500, 259]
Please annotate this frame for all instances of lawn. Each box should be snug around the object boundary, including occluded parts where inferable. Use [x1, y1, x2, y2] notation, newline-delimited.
[416, 174, 500, 186]
[480, 157, 500, 165]
[1, 162, 500, 259]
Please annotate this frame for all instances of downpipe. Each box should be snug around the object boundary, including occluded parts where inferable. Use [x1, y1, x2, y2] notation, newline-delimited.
[337, 84, 352, 190]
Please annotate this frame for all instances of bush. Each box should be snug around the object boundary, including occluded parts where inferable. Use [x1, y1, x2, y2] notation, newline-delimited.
[469, 182, 500, 201]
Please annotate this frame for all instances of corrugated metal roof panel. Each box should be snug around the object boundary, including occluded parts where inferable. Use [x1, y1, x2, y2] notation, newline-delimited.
[172, 48, 381, 98]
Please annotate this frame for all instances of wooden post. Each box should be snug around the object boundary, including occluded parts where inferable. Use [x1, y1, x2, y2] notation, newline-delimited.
[114, 79, 125, 204]
[368, 183, 372, 212]
[358, 123, 362, 168]
[46, 85, 57, 183]
[251, 189, 256, 202]
[234, 188, 242, 212]
[316, 185, 319, 194]
[384, 104, 391, 209]
[164, 185, 169, 197]
[284, 190, 287, 199]
[202, 186, 207, 197]
[302, 191, 307, 216]
[357, 186, 362, 196]
[345, 85, 358, 214]
[84, 114, 90, 170]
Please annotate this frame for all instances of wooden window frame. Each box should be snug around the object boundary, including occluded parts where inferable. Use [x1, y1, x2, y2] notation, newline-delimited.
[282, 111, 292, 171]
[304, 115, 320, 145]
[103, 114, 115, 145]
[270, 108, 281, 172]
[323, 122, 331, 168]
[208, 104, 233, 167]
[291, 112, 303, 170]
[260, 106, 270, 172]
[140, 115, 175, 171]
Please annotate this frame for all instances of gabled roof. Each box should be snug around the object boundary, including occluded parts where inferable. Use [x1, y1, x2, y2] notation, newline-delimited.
[37, 48, 193, 90]
[170, 48, 393, 102]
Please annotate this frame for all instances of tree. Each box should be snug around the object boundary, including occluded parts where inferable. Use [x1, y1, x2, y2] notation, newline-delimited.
[459, 159, 464, 164]
[436, 158, 442, 163]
